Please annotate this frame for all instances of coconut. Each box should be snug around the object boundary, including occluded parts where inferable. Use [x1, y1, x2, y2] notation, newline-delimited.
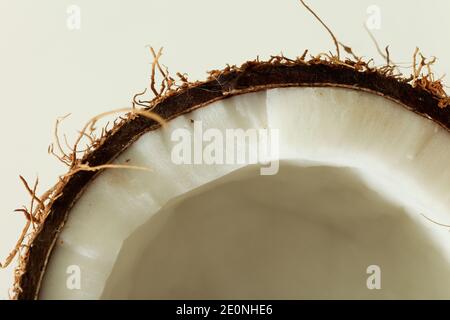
[3, 3, 450, 300]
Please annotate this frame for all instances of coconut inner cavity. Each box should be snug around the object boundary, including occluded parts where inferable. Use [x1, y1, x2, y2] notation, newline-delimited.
[103, 162, 450, 299]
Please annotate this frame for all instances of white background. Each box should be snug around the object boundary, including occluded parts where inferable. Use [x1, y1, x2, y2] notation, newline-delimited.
[0, 0, 449, 299]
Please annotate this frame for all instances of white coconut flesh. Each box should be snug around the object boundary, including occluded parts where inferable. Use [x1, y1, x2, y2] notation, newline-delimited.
[38, 87, 450, 299]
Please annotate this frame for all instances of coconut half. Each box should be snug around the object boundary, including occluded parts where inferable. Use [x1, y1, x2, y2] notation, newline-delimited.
[12, 60, 450, 299]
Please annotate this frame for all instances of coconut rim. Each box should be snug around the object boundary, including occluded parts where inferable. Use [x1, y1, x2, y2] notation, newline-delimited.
[9, 57, 450, 300]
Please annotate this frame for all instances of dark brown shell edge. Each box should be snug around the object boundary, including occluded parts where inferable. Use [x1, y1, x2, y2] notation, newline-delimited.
[16, 61, 450, 300]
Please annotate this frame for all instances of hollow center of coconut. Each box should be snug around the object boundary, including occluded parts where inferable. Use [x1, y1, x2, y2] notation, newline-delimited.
[40, 87, 450, 299]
